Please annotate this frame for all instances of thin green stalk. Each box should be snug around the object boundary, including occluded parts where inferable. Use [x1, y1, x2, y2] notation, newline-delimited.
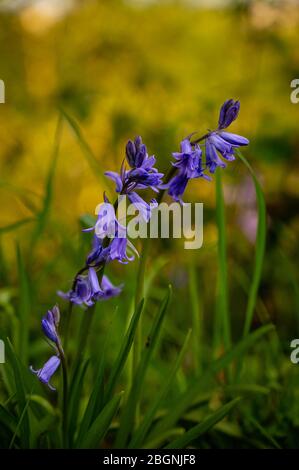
[131, 164, 177, 425]
[74, 304, 96, 366]
[237, 151, 266, 338]
[188, 262, 202, 374]
[132, 237, 149, 426]
[215, 169, 231, 351]
[57, 342, 68, 448]
[62, 301, 73, 351]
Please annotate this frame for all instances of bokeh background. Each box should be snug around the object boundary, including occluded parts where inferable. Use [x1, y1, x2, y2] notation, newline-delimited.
[1, 0, 299, 448]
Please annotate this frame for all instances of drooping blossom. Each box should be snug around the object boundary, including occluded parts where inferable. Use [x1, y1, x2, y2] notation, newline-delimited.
[167, 138, 210, 202]
[205, 100, 249, 173]
[105, 136, 163, 221]
[41, 305, 60, 344]
[58, 267, 122, 306]
[30, 355, 61, 391]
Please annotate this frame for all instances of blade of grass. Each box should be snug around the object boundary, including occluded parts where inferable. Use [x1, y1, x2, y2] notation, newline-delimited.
[9, 389, 33, 449]
[77, 392, 123, 449]
[129, 329, 191, 448]
[76, 308, 119, 445]
[6, 339, 30, 448]
[16, 244, 31, 363]
[146, 323, 274, 442]
[104, 299, 144, 404]
[0, 218, 35, 234]
[144, 428, 185, 449]
[277, 249, 299, 336]
[30, 115, 63, 249]
[133, 239, 150, 426]
[75, 354, 106, 447]
[248, 416, 281, 449]
[59, 107, 109, 190]
[237, 151, 266, 337]
[0, 404, 17, 434]
[189, 262, 203, 373]
[165, 397, 241, 449]
[215, 169, 231, 351]
[68, 358, 90, 446]
[0, 178, 40, 214]
[115, 286, 172, 448]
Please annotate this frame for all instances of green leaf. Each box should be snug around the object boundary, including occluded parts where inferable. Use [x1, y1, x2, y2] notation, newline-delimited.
[16, 245, 31, 363]
[147, 324, 274, 441]
[237, 151, 267, 337]
[129, 328, 191, 448]
[30, 115, 63, 247]
[188, 262, 203, 373]
[77, 392, 123, 449]
[76, 308, 120, 446]
[165, 398, 241, 449]
[144, 428, 185, 449]
[60, 108, 109, 190]
[0, 403, 17, 433]
[9, 393, 33, 449]
[0, 218, 35, 234]
[68, 359, 90, 446]
[115, 286, 172, 448]
[215, 169, 231, 351]
[6, 339, 30, 448]
[104, 299, 144, 404]
[75, 355, 105, 447]
[0, 178, 40, 214]
[248, 416, 281, 449]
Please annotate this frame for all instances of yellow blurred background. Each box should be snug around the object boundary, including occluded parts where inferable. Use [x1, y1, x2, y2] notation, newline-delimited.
[0, 0, 299, 271]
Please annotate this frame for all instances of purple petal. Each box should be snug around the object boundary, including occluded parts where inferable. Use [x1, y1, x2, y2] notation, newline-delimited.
[205, 139, 226, 173]
[180, 139, 192, 153]
[219, 131, 249, 146]
[128, 192, 151, 222]
[104, 171, 123, 193]
[88, 267, 101, 295]
[30, 356, 60, 390]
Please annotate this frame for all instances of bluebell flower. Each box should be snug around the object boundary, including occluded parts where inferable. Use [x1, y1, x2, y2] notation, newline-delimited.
[172, 139, 203, 178]
[84, 196, 117, 239]
[58, 267, 122, 305]
[41, 305, 60, 344]
[125, 136, 153, 169]
[168, 173, 189, 202]
[167, 138, 210, 202]
[127, 192, 157, 223]
[86, 235, 111, 267]
[105, 137, 163, 193]
[105, 136, 163, 221]
[109, 226, 139, 264]
[95, 275, 123, 300]
[218, 99, 240, 130]
[58, 267, 101, 307]
[204, 100, 249, 173]
[30, 355, 60, 391]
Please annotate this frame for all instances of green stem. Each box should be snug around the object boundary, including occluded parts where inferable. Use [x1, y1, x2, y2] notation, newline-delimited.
[132, 237, 150, 426]
[57, 342, 68, 448]
[74, 304, 96, 366]
[131, 164, 178, 426]
[62, 301, 73, 352]
[215, 170, 231, 352]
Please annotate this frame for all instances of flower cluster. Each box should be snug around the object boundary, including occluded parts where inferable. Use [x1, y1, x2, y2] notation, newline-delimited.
[167, 139, 211, 202]
[30, 306, 62, 390]
[58, 267, 122, 307]
[30, 100, 249, 392]
[166, 99, 249, 202]
[58, 137, 162, 308]
[106, 136, 163, 221]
